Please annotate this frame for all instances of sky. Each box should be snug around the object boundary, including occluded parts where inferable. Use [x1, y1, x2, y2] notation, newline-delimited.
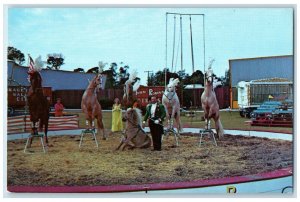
[6, 7, 293, 85]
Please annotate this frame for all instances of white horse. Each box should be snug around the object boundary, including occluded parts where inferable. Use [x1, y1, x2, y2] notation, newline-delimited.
[200, 65, 224, 139]
[162, 78, 182, 132]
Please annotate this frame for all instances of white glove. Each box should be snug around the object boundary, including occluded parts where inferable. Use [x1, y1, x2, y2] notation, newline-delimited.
[154, 120, 159, 124]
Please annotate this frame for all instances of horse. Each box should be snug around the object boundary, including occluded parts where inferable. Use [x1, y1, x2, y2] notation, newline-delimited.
[123, 71, 140, 108]
[116, 108, 151, 150]
[162, 78, 182, 132]
[200, 67, 224, 139]
[81, 74, 106, 140]
[27, 71, 50, 145]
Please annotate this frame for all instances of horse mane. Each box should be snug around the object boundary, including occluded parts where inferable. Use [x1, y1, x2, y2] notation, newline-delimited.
[132, 108, 143, 127]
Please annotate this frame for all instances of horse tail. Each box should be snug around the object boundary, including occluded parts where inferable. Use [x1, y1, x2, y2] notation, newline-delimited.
[216, 118, 224, 139]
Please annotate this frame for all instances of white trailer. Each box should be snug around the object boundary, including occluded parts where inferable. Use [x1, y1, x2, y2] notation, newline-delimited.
[237, 78, 293, 117]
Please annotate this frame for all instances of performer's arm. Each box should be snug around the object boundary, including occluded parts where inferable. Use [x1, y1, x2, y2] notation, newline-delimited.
[143, 105, 150, 123]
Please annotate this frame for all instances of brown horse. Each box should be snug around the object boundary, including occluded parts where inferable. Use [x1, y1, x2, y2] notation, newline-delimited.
[27, 71, 50, 144]
[116, 108, 151, 150]
[81, 74, 106, 139]
[200, 67, 224, 139]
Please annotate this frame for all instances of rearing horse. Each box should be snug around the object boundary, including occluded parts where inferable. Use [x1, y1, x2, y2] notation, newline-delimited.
[200, 67, 224, 139]
[81, 74, 106, 140]
[123, 70, 140, 108]
[27, 70, 50, 144]
[162, 78, 182, 132]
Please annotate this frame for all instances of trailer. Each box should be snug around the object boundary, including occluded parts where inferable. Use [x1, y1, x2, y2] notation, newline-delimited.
[237, 78, 293, 118]
[8, 81, 52, 116]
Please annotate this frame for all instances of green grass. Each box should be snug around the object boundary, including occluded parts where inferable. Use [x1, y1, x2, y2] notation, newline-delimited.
[68, 110, 293, 133]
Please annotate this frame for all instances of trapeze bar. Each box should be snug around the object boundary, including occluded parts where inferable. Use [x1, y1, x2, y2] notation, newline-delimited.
[166, 12, 205, 16]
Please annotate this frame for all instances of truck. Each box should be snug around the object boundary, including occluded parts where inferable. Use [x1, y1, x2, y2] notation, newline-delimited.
[237, 78, 293, 118]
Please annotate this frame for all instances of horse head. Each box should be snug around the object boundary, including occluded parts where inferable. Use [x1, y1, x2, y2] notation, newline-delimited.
[28, 71, 42, 93]
[205, 68, 214, 85]
[167, 78, 180, 92]
[205, 59, 215, 85]
[91, 74, 103, 90]
[124, 108, 142, 128]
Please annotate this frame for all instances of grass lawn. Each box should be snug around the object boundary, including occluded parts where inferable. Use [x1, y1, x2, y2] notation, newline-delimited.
[68, 110, 293, 134]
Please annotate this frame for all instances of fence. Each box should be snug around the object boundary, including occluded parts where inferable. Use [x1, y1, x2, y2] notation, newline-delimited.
[7, 115, 79, 134]
[53, 89, 124, 109]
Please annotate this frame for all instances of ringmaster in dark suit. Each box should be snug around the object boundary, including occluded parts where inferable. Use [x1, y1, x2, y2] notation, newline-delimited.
[143, 96, 166, 151]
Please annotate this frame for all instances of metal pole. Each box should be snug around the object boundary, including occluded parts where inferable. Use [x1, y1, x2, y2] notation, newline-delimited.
[180, 15, 183, 71]
[203, 14, 206, 75]
[144, 70, 153, 86]
[189, 15, 195, 73]
[165, 13, 168, 88]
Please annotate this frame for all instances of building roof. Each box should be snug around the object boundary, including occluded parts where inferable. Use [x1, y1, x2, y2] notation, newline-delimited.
[7, 61, 107, 90]
[184, 84, 204, 89]
[229, 55, 293, 87]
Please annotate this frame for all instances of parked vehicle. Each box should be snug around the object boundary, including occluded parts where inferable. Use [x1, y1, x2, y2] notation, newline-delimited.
[237, 78, 293, 118]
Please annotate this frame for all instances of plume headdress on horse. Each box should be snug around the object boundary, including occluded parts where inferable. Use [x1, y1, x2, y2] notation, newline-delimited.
[27, 55, 44, 83]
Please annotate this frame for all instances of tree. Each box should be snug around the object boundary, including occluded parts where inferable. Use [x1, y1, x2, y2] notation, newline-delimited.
[117, 64, 130, 86]
[221, 69, 231, 86]
[46, 53, 64, 70]
[189, 70, 204, 86]
[73, 68, 85, 73]
[7, 46, 25, 65]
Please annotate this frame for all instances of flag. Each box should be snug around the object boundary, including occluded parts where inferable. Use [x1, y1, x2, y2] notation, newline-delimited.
[28, 55, 35, 72]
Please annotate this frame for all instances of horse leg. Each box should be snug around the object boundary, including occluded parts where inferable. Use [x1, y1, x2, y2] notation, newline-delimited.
[83, 107, 93, 129]
[171, 106, 177, 129]
[44, 116, 49, 144]
[28, 122, 36, 148]
[97, 117, 106, 140]
[214, 115, 224, 139]
[115, 140, 124, 151]
[38, 119, 46, 145]
[204, 112, 210, 130]
[175, 110, 182, 133]
[163, 104, 170, 129]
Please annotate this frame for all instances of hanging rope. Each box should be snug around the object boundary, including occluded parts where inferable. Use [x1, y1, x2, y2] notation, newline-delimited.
[189, 15, 195, 73]
[174, 21, 181, 72]
[180, 15, 183, 71]
[171, 15, 176, 72]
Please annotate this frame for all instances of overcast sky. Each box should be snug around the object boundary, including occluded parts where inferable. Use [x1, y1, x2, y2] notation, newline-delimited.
[7, 7, 293, 84]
